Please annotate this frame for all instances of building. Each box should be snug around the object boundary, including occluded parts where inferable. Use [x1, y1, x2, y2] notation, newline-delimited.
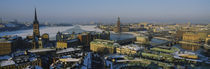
[0, 39, 12, 55]
[41, 33, 50, 47]
[121, 27, 129, 32]
[113, 16, 121, 33]
[182, 32, 200, 42]
[176, 30, 185, 40]
[56, 39, 80, 48]
[56, 41, 67, 48]
[33, 8, 40, 38]
[78, 31, 110, 46]
[179, 41, 201, 51]
[32, 8, 40, 49]
[116, 44, 143, 55]
[136, 36, 149, 44]
[0, 53, 42, 69]
[206, 35, 210, 45]
[198, 32, 207, 41]
[50, 48, 90, 69]
[90, 39, 119, 54]
[78, 32, 92, 46]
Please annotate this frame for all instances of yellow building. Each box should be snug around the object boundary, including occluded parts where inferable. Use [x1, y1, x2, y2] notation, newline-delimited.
[198, 32, 207, 40]
[182, 32, 200, 42]
[0, 39, 12, 55]
[136, 36, 149, 44]
[56, 41, 68, 48]
[206, 35, 210, 45]
[90, 39, 118, 54]
[179, 41, 201, 51]
[116, 45, 141, 55]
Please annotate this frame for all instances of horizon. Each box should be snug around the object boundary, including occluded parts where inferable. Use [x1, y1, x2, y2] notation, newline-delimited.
[0, 0, 210, 24]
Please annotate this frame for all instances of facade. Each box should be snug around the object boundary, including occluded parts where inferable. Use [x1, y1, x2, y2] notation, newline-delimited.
[116, 44, 142, 55]
[56, 39, 80, 49]
[182, 32, 200, 42]
[90, 39, 119, 54]
[56, 41, 68, 48]
[206, 35, 210, 45]
[198, 32, 207, 40]
[0, 39, 12, 55]
[179, 41, 201, 51]
[78, 31, 110, 46]
[136, 36, 149, 44]
[78, 32, 92, 46]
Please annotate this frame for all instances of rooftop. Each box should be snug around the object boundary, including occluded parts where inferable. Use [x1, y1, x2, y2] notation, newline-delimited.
[0, 60, 15, 67]
[56, 48, 81, 54]
[91, 39, 117, 47]
[120, 44, 144, 51]
[0, 39, 11, 43]
[28, 48, 56, 53]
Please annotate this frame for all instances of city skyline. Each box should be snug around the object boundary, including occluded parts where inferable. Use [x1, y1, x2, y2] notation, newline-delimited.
[0, 0, 210, 23]
[1, 1, 210, 68]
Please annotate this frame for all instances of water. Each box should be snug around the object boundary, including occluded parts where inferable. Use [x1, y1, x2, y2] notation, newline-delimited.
[0, 25, 136, 41]
[0, 25, 102, 39]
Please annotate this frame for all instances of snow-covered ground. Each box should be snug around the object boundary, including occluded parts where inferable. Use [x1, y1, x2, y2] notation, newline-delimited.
[0, 25, 102, 39]
[80, 25, 102, 32]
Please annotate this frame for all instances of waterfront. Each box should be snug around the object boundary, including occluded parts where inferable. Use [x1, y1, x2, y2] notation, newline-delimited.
[0, 25, 102, 39]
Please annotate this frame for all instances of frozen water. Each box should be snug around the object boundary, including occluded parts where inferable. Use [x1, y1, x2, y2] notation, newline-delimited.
[0, 25, 102, 39]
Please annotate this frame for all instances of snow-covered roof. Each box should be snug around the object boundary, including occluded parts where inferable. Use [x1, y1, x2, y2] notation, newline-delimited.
[59, 58, 81, 62]
[56, 48, 81, 54]
[0, 60, 15, 66]
[28, 48, 56, 53]
[120, 44, 143, 51]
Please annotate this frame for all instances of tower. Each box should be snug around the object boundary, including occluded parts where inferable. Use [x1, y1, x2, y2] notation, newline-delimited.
[33, 8, 40, 37]
[32, 8, 40, 49]
[116, 16, 121, 33]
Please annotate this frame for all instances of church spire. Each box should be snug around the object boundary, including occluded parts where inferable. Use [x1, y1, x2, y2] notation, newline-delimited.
[118, 16, 120, 22]
[35, 8, 37, 20]
[34, 8, 38, 24]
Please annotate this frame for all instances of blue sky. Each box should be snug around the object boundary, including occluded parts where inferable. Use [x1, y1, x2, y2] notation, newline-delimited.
[0, 0, 210, 23]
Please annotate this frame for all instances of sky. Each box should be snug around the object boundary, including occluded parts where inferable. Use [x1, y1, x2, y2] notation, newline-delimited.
[0, 0, 210, 24]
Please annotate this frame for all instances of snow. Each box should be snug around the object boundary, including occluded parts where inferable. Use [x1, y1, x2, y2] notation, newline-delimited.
[80, 25, 102, 32]
[0, 60, 15, 66]
[28, 48, 56, 53]
[0, 26, 74, 38]
[59, 58, 81, 62]
[29, 57, 37, 62]
[56, 48, 80, 54]
[0, 25, 102, 39]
